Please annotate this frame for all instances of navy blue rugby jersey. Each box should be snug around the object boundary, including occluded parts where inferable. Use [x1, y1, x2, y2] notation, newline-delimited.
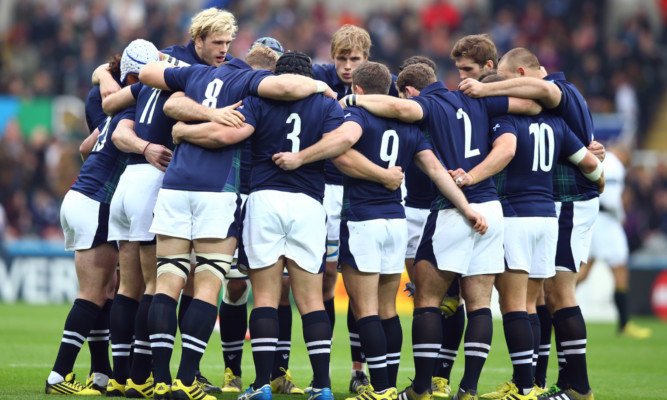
[404, 148, 437, 209]
[313, 63, 399, 185]
[340, 106, 431, 221]
[161, 59, 272, 192]
[239, 93, 343, 202]
[544, 72, 598, 202]
[239, 140, 252, 195]
[71, 105, 137, 204]
[128, 43, 220, 166]
[410, 81, 508, 210]
[491, 113, 586, 218]
[85, 86, 108, 133]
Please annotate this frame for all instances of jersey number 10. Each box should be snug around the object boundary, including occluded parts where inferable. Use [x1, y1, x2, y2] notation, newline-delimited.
[529, 122, 555, 172]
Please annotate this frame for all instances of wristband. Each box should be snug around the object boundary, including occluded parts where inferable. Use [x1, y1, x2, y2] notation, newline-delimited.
[315, 80, 328, 93]
[583, 162, 603, 181]
[343, 94, 358, 107]
[142, 142, 151, 155]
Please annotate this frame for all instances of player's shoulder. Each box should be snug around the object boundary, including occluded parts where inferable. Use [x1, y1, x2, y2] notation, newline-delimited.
[312, 63, 336, 81]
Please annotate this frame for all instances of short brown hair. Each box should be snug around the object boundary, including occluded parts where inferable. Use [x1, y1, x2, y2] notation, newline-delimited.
[480, 72, 505, 83]
[189, 8, 237, 41]
[499, 48, 540, 72]
[396, 63, 436, 93]
[400, 56, 437, 73]
[330, 24, 371, 58]
[245, 45, 279, 72]
[351, 62, 391, 95]
[450, 34, 498, 68]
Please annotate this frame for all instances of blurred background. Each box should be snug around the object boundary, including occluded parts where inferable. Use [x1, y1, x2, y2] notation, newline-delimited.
[0, 0, 666, 319]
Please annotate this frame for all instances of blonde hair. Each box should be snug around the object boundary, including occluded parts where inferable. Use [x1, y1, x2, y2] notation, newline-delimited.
[330, 24, 371, 58]
[189, 8, 238, 41]
[245, 45, 279, 72]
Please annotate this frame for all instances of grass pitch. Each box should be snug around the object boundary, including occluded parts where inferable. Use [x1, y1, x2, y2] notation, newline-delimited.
[1, 303, 666, 399]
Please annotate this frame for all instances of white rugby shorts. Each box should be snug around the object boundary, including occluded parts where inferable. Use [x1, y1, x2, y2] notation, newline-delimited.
[150, 188, 240, 240]
[323, 183, 343, 243]
[242, 190, 326, 273]
[415, 200, 504, 276]
[405, 206, 429, 259]
[503, 216, 558, 278]
[588, 210, 628, 267]
[108, 164, 164, 241]
[339, 218, 407, 275]
[60, 190, 112, 251]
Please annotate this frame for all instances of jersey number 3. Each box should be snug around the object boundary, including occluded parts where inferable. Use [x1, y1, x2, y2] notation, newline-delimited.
[286, 113, 301, 152]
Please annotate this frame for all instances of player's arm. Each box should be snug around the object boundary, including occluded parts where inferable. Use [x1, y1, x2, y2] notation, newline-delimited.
[102, 85, 137, 115]
[171, 121, 254, 148]
[273, 121, 361, 170]
[332, 150, 404, 191]
[163, 92, 245, 128]
[138, 61, 174, 90]
[413, 149, 487, 234]
[450, 133, 517, 187]
[257, 75, 336, 100]
[79, 129, 100, 162]
[567, 147, 605, 193]
[341, 94, 423, 123]
[111, 118, 173, 172]
[459, 77, 562, 109]
[92, 63, 121, 99]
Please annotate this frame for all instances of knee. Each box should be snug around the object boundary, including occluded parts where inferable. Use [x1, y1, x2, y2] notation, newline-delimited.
[224, 279, 250, 305]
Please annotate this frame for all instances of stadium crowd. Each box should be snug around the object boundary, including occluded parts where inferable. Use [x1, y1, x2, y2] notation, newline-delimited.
[1, 0, 666, 252]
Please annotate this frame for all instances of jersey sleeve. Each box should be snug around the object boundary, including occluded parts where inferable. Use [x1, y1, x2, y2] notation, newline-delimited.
[408, 97, 429, 126]
[343, 106, 366, 128]
[561, 123, 586, 158]
[238, 97, 259, 129]
[321, 97, 344, 133]
[411, 126, 432, 153]
[130, 82, 143, 99]
[483, 96, 510, 118]
[246, 69, 274, 96]
[490, 115, 517, 142]
[547, 80, 568, 115]
[163, 65, 204, 92]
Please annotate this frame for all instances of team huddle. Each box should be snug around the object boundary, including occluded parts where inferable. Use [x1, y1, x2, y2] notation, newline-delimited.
[45, 7, 606, 400]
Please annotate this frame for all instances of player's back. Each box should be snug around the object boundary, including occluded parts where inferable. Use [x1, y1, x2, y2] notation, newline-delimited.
[341, 106, 431, 221]
[242, 93, 343, 202]
[161, 59, 272, 192]
[491, 112, 585, 218]
[72, 106, 136, 203]
[411, 82, 508, 208]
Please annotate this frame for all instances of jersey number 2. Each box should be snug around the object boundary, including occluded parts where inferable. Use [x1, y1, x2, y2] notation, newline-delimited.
[457, 109, 480, 158]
